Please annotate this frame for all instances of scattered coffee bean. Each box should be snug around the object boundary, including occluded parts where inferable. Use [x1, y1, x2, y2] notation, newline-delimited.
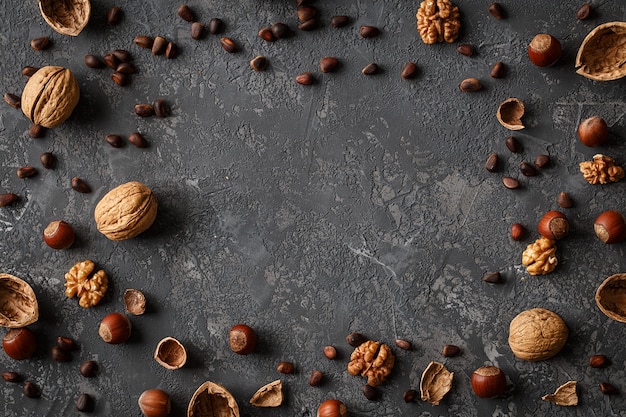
[105, 134, 124, 148]
[111, 72, 129, 86]
[51, 346, 71, 362]
[165, 42, 179, 59]
[4, 93, 20, 109]
[401, 62, 418, 80]
[191, 22, 205, 40]
[600, 382, 618, 395]
[505, 135, 522, 153]
[403, 389, 417, 402]
[153, 99, 168, 117]
[296, 72, 314, 85]
[485, 152, 499, 172]
[277, 361, 295, 374]
[459, 77, 482, 92]
[220, 37, 239, 53]
[79, 360, 98, 377]
[84, 54, 105, 69]
[576, 3, 591, 20]
[40, 152, 56, 169]
[29, 124, 45, 138]
[106, 6, 122, 25]
[71, 177, 91, 193]
[442, 344, 461, 357]
[23, 381, 40, 398]
[208, 18, 224, 34]
[116, 62, 137, 74]
[519, 161, 537, 176]
[135, 103, 155, 117]
[330, 15, 350, 28]
[557, 192, 573, 208]
[457, 44, 474, 56]
[76, 393, 95, 412]
[129, 132, 148, 148]
[134, 35, 154, 49]
[299, 18, 319, 31]
[395, 339, 412, 350]
[271, 22, 292, 39]
[490, 61, 504, 78]
[177, 4, 195, 22]
[152, 36, 167, 55]
[488, 2, 505, 19]
[309, 370, 323, 386]
[104, 53, 120, 70]
[2, 371, 21, 382]
[482, 271, 503, 284]
[323, 345, 337, 359]
[502, 176, 520, 189]
[362, 384, 378, 400]
[298, 5, 317, 22]
[249, 55, 268, 72]
[57, 336, 77, 351]
[360, 25, 380, 38]
[112, 49, 132, 63]
[346, 332, 367, 347]
[0, 193, 19, 207]
[320, 57, 339, 73]
[17, 166, 36, 178]
[22, 66, 39, 77]
[30, 36, 50, 51]
[258, 27, 276, 42]
[534, 154, 550, 169]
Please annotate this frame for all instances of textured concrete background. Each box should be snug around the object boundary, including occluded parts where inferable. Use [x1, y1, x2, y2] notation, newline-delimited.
[1, 0, 626, 416]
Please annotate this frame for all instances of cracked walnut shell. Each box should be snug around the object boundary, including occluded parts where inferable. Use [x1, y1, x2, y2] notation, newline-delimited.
[94, 181, 158, 241]
[595, 273, 626, 323]
[416, 0, 461, 44]
[188, 381, 239, 417]
[420, 361, 453, 405]
[39, 0, 91, 36]
[508, 308, 568, 361]
[522, 237, 557, 275]
[579, 154, 624, 184]
[21, 66, 80, 129]
[0, 273, 39, 328]
[576, 22, 626, 81]
[542, 381, 578, 406]
[250, 380, 283, 407]
[347, 340, 395, 386]
[64, 260, 108, 308]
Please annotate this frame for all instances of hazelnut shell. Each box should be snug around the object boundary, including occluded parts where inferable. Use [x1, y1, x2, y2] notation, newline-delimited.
[496, 98, 525, 130]
[154, 336, 187, 370]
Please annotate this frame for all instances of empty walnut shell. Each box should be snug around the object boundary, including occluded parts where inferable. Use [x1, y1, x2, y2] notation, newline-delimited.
[595, 273, 626, 323]
[496, 98, 525, 130]
[154, 337, 187, 370]
[123, 289, 146, 315]
[542, 380, 578, 406]
[39, 0, 91, 36]
[420, 361, 453, 405]
[576, 22, 626, 81]
[250, 380, 283, 407]
[187, 381, 239, 417]
[0, 273, 39, 328]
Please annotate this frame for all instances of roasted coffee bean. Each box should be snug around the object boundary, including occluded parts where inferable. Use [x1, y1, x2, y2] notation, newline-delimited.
[57, 336, 77, 351]
[0, 193, 18, 207]
[400, 62, 418, 80]
[129, 132, 148, 148]
[346, 332, 367, 347]
[165, 42, 179, 59]
[295, 72, 314, 85]
[103, 53, 120, 70]
[191, 22, 205, 40]
[153, 99, 168, 117]
[29, 124, 45, 138]
[490, 61, 504, 78]
[135, 103, 155, 117]
[116, 62, 137, 74]
[457, 44, 474, 57]
[534, 154, 550, 169]
[362, 384, 378, 400]
[112, 49, 132, 63]
[485, 152, 499, 172]
[488, 2, 505, 19]
[71, 177, 91, 193]
[40, 152, 56, 169]
[152, 36, 167, 55]
[2, 371, 21, 382]
[505, 135, 521, 153]
[271, 22, 292, 39]
[361, 62, 379, 75]
[299, 18, 318, 31]
[249, 55, 268, 71]
[576, 3, 591, 20]
[22, 66, 39, 77]
[220, 37, 239, 53]
[330, 15, 350, 28]
[17, 166, 36, 178]
[403, 389, 417, 402]
[502, 176, 520, 189]
[557, 192, 573, 208]
[79, 360, 98, 378]
[519, 161, 537, 176]
[442, 344, 461, 357]
[298, 5, 317, 22]
[177, 4, 195, 22]
[23, 381, 40, 398]
[258, 27, 276, 42]
[208, 18, 224, 34]
[105, 134, 124, 148]
[30, 36, 50, 51]
[84, 54, 105, 69]
[111, 72, 129, 86]
[360, 25, 380, 38]
[4, 93, 20, 109]
[319, 57, 339, 73]
[309, 370, 323, 386]
[76, 393, 95, 412]
[51, 346, 71, 362]
[482, 271, 503, 284]
[134, 35, 154, 49]
[459, 77, 482, 92]
[107, 6, 122, 25]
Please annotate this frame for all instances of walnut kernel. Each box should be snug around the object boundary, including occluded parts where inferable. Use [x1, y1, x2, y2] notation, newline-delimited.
[579, 154, 624, 184]
[521, 237, 557, 275]
[64, 260, 108, 308]
[347, 340, 395, 386]
[416, 0, 461, 44]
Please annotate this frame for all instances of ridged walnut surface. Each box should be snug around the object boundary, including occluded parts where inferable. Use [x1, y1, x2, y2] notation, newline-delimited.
[39, 0, 91, 36]
[576, 21, 626, 81]
[187, 381, 239, 417]
[595, 273, 626, 323]
[0, 273, 39, 328]
[508, 308, 568, 361]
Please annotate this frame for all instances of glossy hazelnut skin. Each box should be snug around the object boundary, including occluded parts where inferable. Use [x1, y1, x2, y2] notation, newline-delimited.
[228, 324, 256, 355]
[317, 399, 348, 417]
[138, 389, 171, 417]
[594, 210, 626, 244]
[528, 34, 562, 67]
[578, 116, 608, 147]
[2, 328, 37, 360]
[43, 220, 75, 249]
[98, 312, 131, 344]
[538, 210, 569, 240]
[471, 365, 506, 398]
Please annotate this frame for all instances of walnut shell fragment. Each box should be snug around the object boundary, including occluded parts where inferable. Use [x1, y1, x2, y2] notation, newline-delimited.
[154, 336, 187, 370]
[508, 308, 568, 361]
[250, 380, 283, 407]
[124, 288, 146, 315]
[416, 0, 461, 44]
[94, 181, 158, 241]
[347, 340, 395, 386]
[21, 66, 80, 129]
[0, 273, 39, 328]
[542, 381, 578, 406]
[39, 0, 91, 36]
[64, 260, 108, 308]
[496, 98, 525, 130]
[188, 381, 239, 417]
[420, 361, 453, 405]
[595, 273, 626, 323]
[576, 22, 626, 81]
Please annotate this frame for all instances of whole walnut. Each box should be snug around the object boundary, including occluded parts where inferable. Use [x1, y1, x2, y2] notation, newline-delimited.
[508, 308, 568, 361]
[21, 66, 80, 128]
[94, 181, 157, 240]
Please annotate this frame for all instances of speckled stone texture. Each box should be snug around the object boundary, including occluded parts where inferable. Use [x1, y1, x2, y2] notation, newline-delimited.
[1, 1, 626, 416]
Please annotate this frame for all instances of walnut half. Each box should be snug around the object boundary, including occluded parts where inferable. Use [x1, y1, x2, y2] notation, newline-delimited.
[64, 260, 108, 308]
[522, 237, 557, 275]
[416, 0, 461, 44]
[347, 340, 395, 386]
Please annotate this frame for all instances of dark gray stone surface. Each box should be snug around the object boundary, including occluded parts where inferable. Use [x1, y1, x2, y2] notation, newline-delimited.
[1, 0, 626, 416]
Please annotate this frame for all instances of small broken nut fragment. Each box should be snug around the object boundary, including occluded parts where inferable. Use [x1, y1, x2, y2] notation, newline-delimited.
[250, 380, 283, 407]
[542, 381, 578, 406]
[416, 0, 461, 44]
[420, 361, 453, 405]
[64, 260, 108, 308]
[579, 154, 625, 184]
[497, 98, 525, 130]
[347, 340, 395, 386]
[188, 381, 240, 417]
[521, 237, 557, 275]
[38, 0, 91, 36]
[0, 273, 39, 328]
[123, 288, 146, 315]
[154, 336, 187, 370]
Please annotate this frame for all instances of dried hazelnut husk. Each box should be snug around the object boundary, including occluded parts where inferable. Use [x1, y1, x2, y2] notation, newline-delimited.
[123, 288, 146, 315]
[497, 98, 525, 130]
[0, 273, 39, 328]
[154, 336, 187, 370]
[187, 381, 239, 417]
[38, 0, 91, 36]
[249, 380, 283, 407]
[538, 210, 569, 240]
[508, 308, 568, 361]
[595, 273, 626, 323]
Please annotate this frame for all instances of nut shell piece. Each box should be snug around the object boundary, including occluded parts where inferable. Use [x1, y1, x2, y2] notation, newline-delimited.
[154, 336, 187, 370]
[124, 288, 146, 315]
[496, 98, 525, 130]
[542, 380, 578, 406]
[94, 181, 158, 240]
[508, 308, 568, 361]
[0, 273, 39, 328]
[38, 0, 91, 36]
[420, 361, 453, 405]
[576, 22, 626, 81]
[249, 380, 283, 407]
[595, 273, 626, 323]
[21, 66, 80, 128]
[188, 381, 239, 417]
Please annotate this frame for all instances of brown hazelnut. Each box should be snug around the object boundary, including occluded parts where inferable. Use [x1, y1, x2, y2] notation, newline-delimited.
[578, 116, 608, 147]
[228, 323, 256, 355]
[323, 345, 337, 359]
[2, 328, 37, 360]
[538, 210, 569, 240]
[589, 354, 609, 368]
[138, 388, 171, 417]
[470, 365, 506, 398]
[528, 34, 562, 67]
[317, 399, 348, 417]
[43, 220, 75, 249]
[98, 312, 131, 344]
[594, 210, 626, 244]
